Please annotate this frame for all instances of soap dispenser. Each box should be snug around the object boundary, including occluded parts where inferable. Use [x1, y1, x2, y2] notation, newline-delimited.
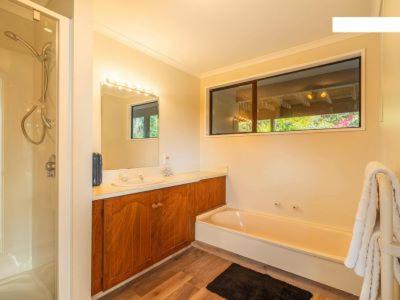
[161, 154, 173, 177]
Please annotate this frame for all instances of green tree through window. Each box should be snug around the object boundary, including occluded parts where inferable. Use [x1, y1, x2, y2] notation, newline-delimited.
[149, 115, 159, 138]
[132, 117, 145, 138]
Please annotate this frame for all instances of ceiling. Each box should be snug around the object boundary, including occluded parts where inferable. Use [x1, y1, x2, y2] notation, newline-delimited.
[93, 0, 376, 77]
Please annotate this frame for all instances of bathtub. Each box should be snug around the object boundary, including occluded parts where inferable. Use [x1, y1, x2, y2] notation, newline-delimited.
[0, 254, 31, 280]
[0, 272, 52, 300]
[195, 207, 362, 296]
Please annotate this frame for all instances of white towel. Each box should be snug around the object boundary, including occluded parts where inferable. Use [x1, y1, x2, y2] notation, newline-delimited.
[359, 229, 381, 300]
[345, 161, 400, 300]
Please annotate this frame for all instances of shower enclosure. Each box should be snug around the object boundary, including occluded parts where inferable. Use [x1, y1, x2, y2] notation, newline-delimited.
[0, 0, 71, 299]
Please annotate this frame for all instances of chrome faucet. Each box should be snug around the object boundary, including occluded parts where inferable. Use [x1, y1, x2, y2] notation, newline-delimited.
[138, 170, 144, 182]
[119, 173, 129, 182]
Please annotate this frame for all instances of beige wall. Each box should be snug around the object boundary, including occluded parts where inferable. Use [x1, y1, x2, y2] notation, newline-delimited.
[379, 0, 400, 174]
[200, 34, 381, 230]
[93, 32, 200, 173]
[46, 0, 73, 18]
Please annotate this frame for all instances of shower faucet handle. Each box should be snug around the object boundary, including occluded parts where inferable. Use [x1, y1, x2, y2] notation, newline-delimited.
[45, 154, 56, 178]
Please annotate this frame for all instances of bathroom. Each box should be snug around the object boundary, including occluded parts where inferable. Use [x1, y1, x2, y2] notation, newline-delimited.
[0, 0, 400, 299]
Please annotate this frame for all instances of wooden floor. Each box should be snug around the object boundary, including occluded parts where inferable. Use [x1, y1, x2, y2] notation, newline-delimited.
[101, 242, 357, 300]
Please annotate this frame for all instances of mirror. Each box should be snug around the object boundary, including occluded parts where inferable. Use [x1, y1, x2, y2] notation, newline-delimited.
[101, 83, 159, 170]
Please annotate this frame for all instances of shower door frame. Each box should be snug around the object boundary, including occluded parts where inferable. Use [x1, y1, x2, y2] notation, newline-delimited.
[10, 1, 72, 299]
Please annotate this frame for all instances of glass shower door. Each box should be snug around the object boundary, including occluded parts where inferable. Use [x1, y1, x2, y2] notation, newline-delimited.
[0, 1, 58, 299]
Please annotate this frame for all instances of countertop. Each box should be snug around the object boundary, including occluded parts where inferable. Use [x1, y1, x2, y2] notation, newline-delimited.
[93, 170, 227, 201]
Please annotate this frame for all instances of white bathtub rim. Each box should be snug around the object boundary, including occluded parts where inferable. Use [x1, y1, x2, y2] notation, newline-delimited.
[195, 222, 362, 296]
[197, 206, 352, 264]
[196, 205, 228, 220]
[197, 205, 353, 236]
[197, 219, 345, 264]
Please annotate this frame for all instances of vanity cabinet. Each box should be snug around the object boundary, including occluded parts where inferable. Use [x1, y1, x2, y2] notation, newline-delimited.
[194, 176, 226, 214]
[92, 200, 104, 295]
[91, 176, 226, 295]
[103, 192, 155, 290]
[151, 184, 193, 261]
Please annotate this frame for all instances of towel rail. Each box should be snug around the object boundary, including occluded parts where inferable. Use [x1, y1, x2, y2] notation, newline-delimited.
[377, 173, 400, 300]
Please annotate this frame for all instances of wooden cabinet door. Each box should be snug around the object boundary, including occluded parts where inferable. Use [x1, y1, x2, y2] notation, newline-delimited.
[195, 177, 226, 214]
[151, 185, 191, 261]
[92, 200, 104, 295]
[103, 193, 152, 289]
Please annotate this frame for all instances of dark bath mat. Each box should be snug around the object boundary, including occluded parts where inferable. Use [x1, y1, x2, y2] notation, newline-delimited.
[207, 263, 313, 300]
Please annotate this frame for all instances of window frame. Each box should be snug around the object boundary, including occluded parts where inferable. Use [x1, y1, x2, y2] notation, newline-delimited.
[130, 100, 159, 140]
[208, 54, 363, 136]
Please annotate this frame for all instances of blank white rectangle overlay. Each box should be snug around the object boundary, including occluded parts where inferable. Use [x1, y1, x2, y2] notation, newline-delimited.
[333, 17, 400, 32]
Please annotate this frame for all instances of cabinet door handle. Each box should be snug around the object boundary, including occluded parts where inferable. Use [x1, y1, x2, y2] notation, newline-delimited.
[157, 202, 163, 207]
[151, 203, 158, 209]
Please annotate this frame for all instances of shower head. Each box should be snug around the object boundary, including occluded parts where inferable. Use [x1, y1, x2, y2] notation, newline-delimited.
[3, 30, 43, 61]
[4, 31, 18, 41]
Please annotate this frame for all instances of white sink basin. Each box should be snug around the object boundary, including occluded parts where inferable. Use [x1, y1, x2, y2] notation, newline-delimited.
[112, 176, 165, 188]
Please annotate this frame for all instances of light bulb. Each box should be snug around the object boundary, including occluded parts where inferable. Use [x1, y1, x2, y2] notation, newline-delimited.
[320, 91, 328, 98]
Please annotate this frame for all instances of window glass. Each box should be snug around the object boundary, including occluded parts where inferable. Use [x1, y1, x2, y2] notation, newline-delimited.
[257, 58, 360, 132]
[149, 114, 159, 138]
[209, 57, 361, 135]
[210, 84, 253, 135]
[257, 119, 272, 133]
[132, 116, 145, 138]
[131, 101, 159, 139]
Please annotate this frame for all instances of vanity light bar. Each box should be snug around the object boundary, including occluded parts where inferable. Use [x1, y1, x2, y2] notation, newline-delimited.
[102, 78, 157, 98]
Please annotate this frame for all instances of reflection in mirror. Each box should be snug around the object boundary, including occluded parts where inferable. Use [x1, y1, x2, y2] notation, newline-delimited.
[101, 81, 159, 170]
[131, 101, 159, 139]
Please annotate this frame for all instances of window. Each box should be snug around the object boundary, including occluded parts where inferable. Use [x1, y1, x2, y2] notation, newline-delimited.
[209, 57, 361, 135]
[131, 101, 159, 139]
[210, 83, 254, 134]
